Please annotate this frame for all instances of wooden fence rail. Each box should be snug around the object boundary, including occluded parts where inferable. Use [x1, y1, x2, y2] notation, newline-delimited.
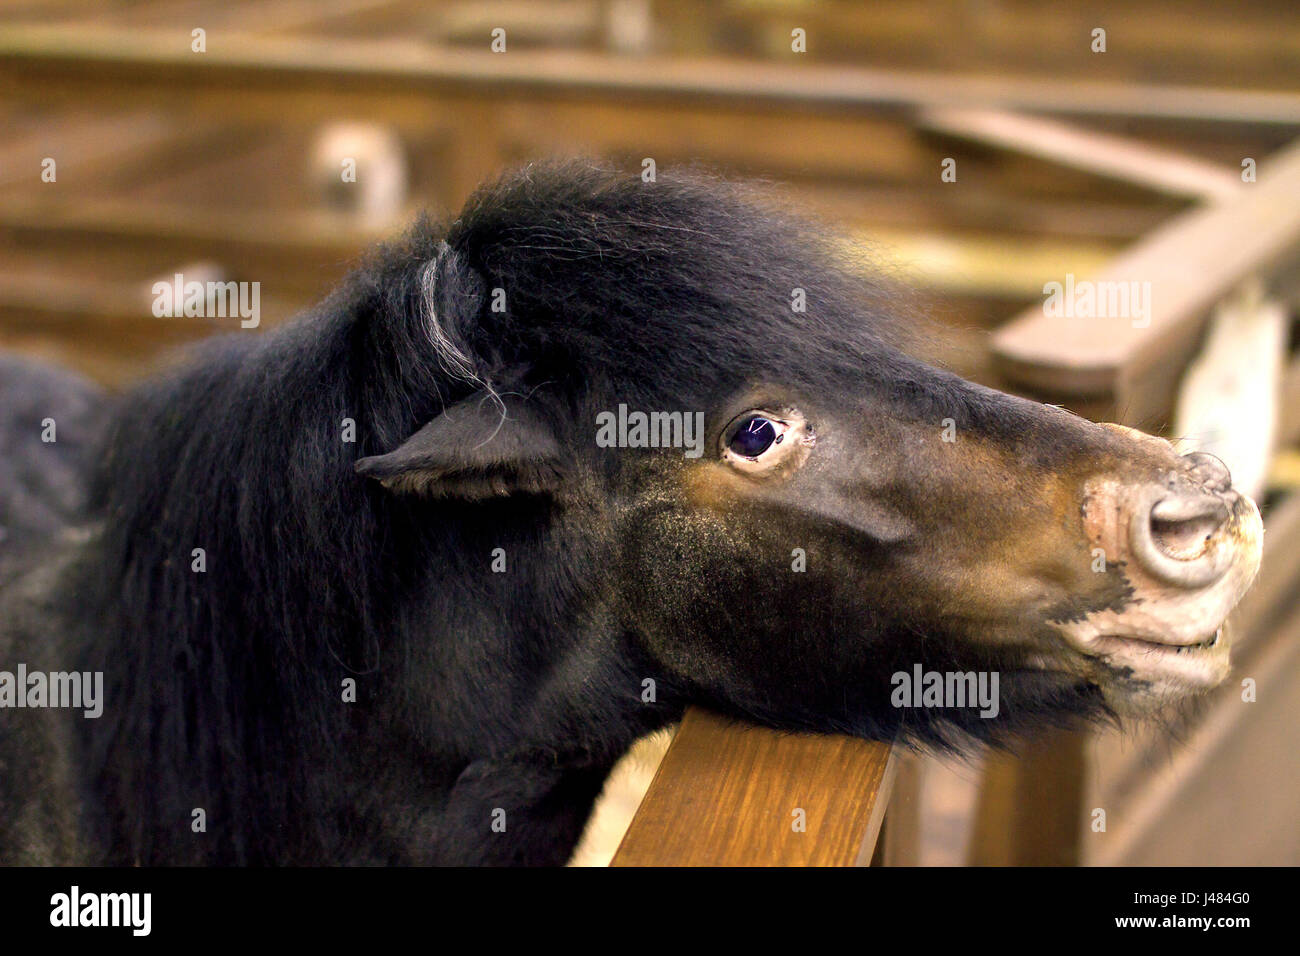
[611, 709, 896, 867]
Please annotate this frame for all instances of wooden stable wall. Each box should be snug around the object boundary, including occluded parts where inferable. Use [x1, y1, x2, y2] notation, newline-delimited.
[1, 0, 1297, 866]
[6, 2, 1299, 387]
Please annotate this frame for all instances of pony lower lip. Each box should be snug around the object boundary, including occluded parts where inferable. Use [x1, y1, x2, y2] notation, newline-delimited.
[1092, 628, 1224, 657]
[1085, 630, 1231, 689]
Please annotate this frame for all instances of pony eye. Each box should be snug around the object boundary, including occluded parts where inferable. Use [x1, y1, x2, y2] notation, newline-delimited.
[728, 416, 780, 458]
[720, 406, 814, 477]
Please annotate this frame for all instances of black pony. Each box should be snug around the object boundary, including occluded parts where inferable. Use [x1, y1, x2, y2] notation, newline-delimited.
[0, 162, 1262, 865]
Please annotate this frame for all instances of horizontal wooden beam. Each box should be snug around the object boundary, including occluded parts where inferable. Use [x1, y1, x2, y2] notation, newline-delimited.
[0, 195, 390, 254]
[0, 192, 1118, 301]
[3, 25, 1300, 125]
[611, 707, 896, 866]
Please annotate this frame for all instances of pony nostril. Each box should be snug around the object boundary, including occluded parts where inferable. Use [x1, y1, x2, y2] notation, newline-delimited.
[1149, 496, 1230, 561]
[1181, 451, 1232, 493]
[1129, 491, 1233, 589]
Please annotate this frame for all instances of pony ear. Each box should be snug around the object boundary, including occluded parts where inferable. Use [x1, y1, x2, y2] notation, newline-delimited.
[354, 391, 564, 497]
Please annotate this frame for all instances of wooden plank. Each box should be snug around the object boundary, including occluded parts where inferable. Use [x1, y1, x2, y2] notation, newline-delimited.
[0, 191, 1117, 299]
[14, 0, 1300, 92]
[610, 707, 896, 866]
[654, 0, 1300, 91]
[918, 107, 1243, 201]
[3, 25, 1300, 125]
[797, 182, 1171, 243]
[991, 136, 1300, 417]
[0, 110, 205, 191]
[0, 194, 388, 251]
[0, 270, 300, 328]
[0, 195, 382, 300]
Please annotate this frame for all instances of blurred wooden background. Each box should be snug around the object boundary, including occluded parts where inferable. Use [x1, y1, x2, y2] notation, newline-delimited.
[1, 0, 1297, 866]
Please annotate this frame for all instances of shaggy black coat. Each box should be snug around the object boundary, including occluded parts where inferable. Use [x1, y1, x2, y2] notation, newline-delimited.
[0, 162, 1116, 866]
[0, 357, 111, 579]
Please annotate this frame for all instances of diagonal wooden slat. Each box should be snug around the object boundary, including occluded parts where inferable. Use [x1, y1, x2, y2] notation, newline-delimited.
[991, 135, 1300, 423]
[917, 107, 1243, 201]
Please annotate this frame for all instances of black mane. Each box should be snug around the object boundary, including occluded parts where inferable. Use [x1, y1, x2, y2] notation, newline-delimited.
[72, 162, 905, 863]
